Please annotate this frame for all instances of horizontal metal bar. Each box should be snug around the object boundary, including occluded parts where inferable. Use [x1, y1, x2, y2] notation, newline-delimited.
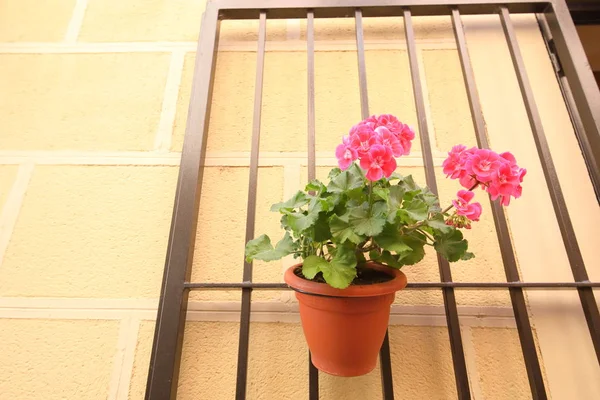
[213, 0, 549, 19]
[184, 281, 600, 289]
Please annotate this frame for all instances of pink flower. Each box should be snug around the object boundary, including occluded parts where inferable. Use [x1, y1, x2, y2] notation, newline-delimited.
[500, 151, 517, 165]
[360, 144, 397, 181]
[465, 149, 504, 182]
[443, 144, 467, 179]
[335, 140, 358, 170]
[459, 173, 478, 190]
[396, 124, 415, 156]
[452, 190, 482, 222]
[442, 145, 526, 208]
[375, 126, 404, 157]
[349, 124, 379, 157]
[487, 163, 523, 206]
[363, 115, 378, 130]
[376, 114, 403, 134]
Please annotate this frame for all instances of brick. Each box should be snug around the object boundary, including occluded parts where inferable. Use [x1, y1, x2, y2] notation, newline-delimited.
[0, 166, 178, 298]
[178, 322, 238, 399]
[0, 0, 76, 42]
[314, 52, 361, 152]
[189, 167, 284, 301]
[172, 52, 256, 152]
[472, 327, 532, 400]
[320, 326, 456, 399]
[0, 53, 170, 151]
[365, 50, 421, 152]
[0, 319, 119, 399]
[79, 0, 206, 42]
[422, 49, 476, 152]
[260, 52, 307, 152]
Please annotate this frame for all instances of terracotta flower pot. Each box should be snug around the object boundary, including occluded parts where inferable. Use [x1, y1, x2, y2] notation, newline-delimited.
[284, 261, 407, 377]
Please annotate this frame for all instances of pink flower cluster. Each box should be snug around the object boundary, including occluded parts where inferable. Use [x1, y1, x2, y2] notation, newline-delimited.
[443, 145, 526, 207]
[335, 115, 415, 181]
[453, 190, 482, 220]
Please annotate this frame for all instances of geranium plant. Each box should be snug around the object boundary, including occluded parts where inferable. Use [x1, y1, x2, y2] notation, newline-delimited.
[245, 114, 525, 289]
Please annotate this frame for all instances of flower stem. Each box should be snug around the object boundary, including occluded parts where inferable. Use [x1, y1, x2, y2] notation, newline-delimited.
[441, 182, 480, 214]
[368, 181, 374, 213]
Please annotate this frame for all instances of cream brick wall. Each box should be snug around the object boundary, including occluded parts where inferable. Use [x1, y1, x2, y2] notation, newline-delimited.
[1, 0, 599, 398]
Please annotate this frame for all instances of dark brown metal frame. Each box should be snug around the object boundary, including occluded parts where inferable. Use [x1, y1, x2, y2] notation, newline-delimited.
[145, 1, 600, 399]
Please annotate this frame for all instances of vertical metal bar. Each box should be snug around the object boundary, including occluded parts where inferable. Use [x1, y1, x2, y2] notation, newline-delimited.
[402, 8, 471, 399]
[535, 11, 600, 202]
[355, 9, 394, 400]
[355, 9, 370, 119]
[308, 352, 319, 400]
[544, 0, 600, 199]
[145, 6, 220, 400]
[451, 9, 547, 399]
[499, 6, 600, 365]
[307, 9, 319, 400]
[307, 9, 316, 184]
[235, 11, 267, 400]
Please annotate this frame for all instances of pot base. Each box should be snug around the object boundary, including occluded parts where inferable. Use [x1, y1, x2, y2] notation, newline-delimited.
[310, 354, 377, 377]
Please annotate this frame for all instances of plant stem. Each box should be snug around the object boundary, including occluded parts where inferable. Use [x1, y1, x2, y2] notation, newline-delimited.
[368, 181, 374, 213]
[417, 228, 435, 243]
[441, 181, 480, 214]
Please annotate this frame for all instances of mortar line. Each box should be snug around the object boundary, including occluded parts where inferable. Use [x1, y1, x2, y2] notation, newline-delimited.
[108, 318, 135, 400]
[0, 151, 442, 167]
[0, 39, 458, 55]
[0, 164, 34, 267]
[116, 318, 141, 400]
[154, 50, 186, 152]
[416, 45, 441, 155]
[461, 326, 485, 399]
[64, 0, 89, 43]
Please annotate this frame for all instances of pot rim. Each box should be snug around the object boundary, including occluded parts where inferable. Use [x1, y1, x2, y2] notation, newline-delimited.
[284, 261, 407, 298]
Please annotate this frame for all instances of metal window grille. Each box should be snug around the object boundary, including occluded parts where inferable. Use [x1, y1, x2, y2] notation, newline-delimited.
[145, 1, 600, 399]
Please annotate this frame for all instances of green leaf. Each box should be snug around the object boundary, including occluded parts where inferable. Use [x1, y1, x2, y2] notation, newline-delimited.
[403, 198, 428, 221]
[373, 187, 389, 202]
[328, 167, 342, 180]
[369, 249, 382, 261]
[305, 179, 327, 194]
[330, 214, 365, 244]
[270, 191, 309, 212]
[389, 172, 404, 181]
[320, 246, 357, 289]
[348, 202, 387, 236]
[421, 187, 442, 213]
[285, 201, 322, 232]
[302, 255, 324, 279]
[313, 212, 332, 242]
[460, 251, 475, 261]
[426, 213, 453, 234]
[434, 230, 469, 262]
[327, 164, 364, 193]
[399, 175, 420, 192]
[245, 233, 296, 263]
[397, 236, 426, 265]
[386, 185, 406, 223]
[380, 250, 403, 268]
[374, 224, 412, 253]
[318, 196, 337, 212]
